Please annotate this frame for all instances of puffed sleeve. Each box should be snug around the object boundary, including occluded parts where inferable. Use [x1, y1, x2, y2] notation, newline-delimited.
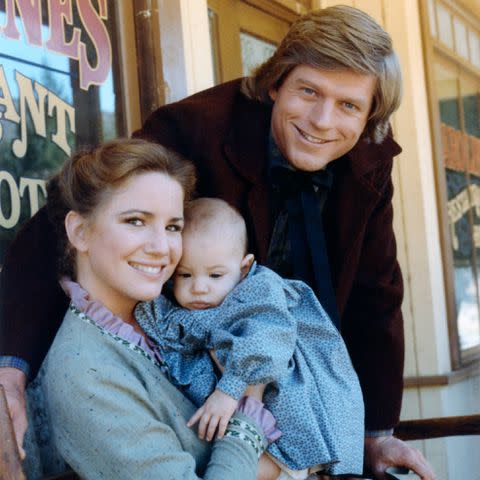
[190, 266, 298, 400]
[135, 296, 218, 406]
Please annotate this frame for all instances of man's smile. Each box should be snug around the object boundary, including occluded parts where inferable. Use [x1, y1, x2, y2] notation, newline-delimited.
[294, 125, 332, 145]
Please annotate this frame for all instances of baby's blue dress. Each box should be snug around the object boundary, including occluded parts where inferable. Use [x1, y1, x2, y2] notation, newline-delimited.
[135, 264, 364, 474]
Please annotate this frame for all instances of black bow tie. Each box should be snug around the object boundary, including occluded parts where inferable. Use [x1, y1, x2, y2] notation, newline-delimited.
[268, 163, 339, 328]
[270, 166, 332, 197]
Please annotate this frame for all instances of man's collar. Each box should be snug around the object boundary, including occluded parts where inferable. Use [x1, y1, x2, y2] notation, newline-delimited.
[268, 131, 334, 190]
[348, 132, 402, 177]
[268, 131, 294, 170]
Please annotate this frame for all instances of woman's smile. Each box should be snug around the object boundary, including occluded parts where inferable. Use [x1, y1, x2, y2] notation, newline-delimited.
[129, 261, 166, 276]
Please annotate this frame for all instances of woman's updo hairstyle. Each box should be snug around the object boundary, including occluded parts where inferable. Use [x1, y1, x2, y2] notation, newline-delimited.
[47, 138, 196, 279]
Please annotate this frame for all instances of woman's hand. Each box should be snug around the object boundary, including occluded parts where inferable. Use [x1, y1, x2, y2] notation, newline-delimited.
[0, 367, 28, 459]
[187, 389, 238, 441]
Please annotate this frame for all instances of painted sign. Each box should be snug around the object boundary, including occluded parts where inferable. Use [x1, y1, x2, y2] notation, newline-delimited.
[0, 0, 120, 264]
[443, 123, 480, 252]
[443, 122, 480, 350]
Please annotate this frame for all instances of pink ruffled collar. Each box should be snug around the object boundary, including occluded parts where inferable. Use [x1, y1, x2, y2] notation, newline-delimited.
[60, 278, 162, 363]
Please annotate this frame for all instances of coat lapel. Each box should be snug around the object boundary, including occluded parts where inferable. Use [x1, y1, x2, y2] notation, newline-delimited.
[324, 135, 402, 310]
[222, 94, 273, 262]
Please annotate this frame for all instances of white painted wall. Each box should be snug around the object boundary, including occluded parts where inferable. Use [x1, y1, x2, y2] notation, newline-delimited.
[157, 0, 214, 103]
[404, 378, 480, 478]
[442, 377, 480, 479]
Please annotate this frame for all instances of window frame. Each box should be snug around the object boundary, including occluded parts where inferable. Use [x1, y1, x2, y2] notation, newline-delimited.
[207, 0, 293, 84]
[420, 0, 480, 368]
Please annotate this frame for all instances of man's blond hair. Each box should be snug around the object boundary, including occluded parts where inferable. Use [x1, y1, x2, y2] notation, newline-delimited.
[242, 5, 402, 144]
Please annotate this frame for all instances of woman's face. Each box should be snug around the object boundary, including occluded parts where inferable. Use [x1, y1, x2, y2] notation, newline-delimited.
[73, 172, 184, 320]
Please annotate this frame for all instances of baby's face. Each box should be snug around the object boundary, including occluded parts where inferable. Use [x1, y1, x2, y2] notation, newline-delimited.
[173, 231, 248, 310]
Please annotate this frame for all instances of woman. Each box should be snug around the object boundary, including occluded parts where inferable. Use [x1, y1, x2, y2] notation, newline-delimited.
[25, 139, 275, 479]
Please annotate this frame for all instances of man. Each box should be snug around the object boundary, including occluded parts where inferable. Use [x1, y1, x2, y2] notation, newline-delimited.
[0, 5, 435, 479]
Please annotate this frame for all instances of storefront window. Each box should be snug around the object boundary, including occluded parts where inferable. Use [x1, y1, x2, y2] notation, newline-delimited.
[436, 64, 480, 351]
[0, 0, 126, 265]
[206, 0, 289, 84]
[427, 0, 480, 361]
[239, 32, 276, 76]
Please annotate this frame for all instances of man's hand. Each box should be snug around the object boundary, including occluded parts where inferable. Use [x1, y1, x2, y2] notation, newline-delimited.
[0, 367, 28, 459]
[187, 389, 238, 441]
[364, 436, 436, 480]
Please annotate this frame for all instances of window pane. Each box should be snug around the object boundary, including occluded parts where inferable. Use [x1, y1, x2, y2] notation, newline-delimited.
[462, 82, 479, 138]
[240, 31, 276, 77]
[436, 63, 460, 129]
[0, 1, 126, 265]
[438, 3, 454, 48]
[453, 17, 468, 59]
[470, 31, 480, 69]
[437, 63, 480, 350]
[427, 0, 437, 38]
[208, 8, 221, 85]
[464, 174, 480, 350]
[444, 138, 480, 350]
[462, 79, 480, 350]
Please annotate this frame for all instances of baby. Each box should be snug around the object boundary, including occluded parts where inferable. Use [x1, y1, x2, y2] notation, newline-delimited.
[136, 198, 364, 478]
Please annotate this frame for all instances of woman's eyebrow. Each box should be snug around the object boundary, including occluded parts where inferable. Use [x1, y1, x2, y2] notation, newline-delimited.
[118, 209, 151, 216]
[117, 210, 183, 221]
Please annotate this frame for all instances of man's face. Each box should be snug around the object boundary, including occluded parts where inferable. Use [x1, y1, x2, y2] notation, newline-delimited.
[269, 65, 376, 171]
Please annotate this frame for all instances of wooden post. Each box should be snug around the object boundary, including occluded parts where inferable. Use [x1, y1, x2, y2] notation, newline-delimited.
[0, 385, 25, 480]
[133, 0, 166, 124]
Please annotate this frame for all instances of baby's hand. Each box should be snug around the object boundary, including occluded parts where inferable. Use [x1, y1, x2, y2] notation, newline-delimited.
[187, 389, 238, 441]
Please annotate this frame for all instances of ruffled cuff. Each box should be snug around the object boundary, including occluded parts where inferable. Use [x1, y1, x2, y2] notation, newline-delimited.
[236, 396, 281, 444]
[217, 371, 248, 400]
